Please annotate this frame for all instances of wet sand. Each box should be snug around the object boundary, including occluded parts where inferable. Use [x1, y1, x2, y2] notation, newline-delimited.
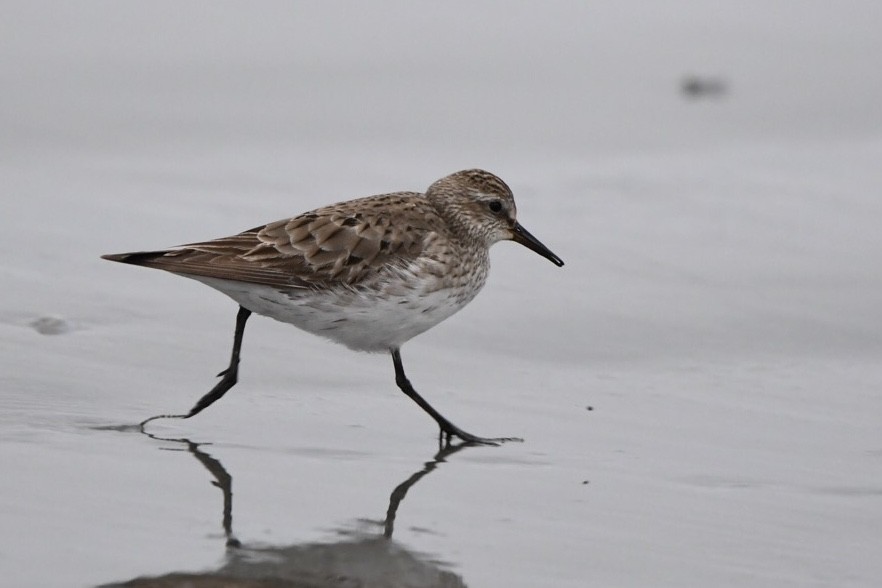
[2, 3, 882, 587]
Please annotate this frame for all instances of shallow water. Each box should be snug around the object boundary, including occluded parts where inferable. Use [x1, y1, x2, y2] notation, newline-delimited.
[3, 2, 882, 587]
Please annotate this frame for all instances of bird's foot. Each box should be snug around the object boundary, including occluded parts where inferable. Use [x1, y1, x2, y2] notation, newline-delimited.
[439, 424, 523, 447]
[138, 412, 188, 432]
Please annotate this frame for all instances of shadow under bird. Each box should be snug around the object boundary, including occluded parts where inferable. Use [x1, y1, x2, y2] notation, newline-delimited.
[103, 169, 563, 445]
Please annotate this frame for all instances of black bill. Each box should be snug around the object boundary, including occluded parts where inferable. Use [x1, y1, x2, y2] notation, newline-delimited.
[511, 222, 564, 267]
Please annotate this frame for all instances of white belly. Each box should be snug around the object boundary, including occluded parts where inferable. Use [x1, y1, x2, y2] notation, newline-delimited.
[186, 275, 478, 353]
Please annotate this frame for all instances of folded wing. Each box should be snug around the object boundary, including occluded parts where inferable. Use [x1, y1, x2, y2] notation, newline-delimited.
[102, 192, 435, 289]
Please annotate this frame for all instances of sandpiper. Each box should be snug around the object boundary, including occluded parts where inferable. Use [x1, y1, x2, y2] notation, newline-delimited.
[103, 169, 563, 445]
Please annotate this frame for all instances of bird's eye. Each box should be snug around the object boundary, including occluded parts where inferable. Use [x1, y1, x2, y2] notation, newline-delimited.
[488, 200, 503, 213]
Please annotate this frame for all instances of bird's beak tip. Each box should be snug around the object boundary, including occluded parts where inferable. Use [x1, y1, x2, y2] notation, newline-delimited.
[511, 222, 564, 268]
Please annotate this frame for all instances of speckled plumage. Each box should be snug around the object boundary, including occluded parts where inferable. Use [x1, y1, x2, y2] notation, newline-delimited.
[103, 169, 563, 445]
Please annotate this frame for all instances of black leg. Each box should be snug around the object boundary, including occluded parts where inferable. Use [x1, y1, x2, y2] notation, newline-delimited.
[140, 306, 252, 429]
[390, 348, 522, 446]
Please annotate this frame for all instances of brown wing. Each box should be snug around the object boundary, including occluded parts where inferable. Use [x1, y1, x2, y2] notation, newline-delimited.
[102, 192, 440, 289]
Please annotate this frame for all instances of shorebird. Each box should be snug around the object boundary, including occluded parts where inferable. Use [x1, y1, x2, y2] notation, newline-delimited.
[103, 169, 563, 445]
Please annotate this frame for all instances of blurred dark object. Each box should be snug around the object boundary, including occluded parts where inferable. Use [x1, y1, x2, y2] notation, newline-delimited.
[681, 75, 728, 99]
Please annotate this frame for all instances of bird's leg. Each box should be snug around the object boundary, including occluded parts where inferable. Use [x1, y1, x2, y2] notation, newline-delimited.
[390, 348, 522, 446]
[190, 305, 252, 416]
[140, 306, 251, 429]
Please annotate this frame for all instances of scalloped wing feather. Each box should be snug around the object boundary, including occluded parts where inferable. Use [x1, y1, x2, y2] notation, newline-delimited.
[105, 192, 441, 289]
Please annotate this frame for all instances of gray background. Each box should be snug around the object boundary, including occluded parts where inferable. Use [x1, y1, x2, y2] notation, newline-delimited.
[2, 2, 881, 586]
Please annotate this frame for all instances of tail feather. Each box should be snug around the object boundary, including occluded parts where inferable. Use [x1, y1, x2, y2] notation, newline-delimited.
[101, 247, 309, 288]
[101, 251, 169, 266]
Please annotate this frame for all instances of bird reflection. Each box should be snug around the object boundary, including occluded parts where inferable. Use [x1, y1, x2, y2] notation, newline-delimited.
[149, 435, 241, 548]
[384, 442, 464, 539]
[103, 433, 470, 587]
